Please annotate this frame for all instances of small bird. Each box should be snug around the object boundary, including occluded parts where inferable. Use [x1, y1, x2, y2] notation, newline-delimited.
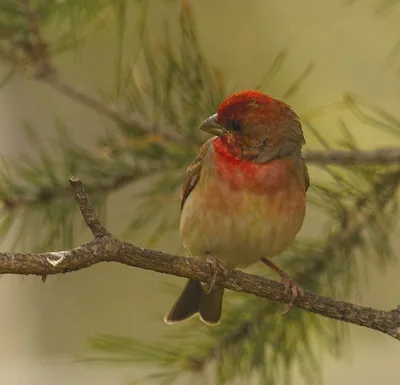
[164, 90, 309, 326]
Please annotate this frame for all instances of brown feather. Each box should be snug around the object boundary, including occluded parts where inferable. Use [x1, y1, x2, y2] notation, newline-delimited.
[180, 138, 213, 210]
[304, 162, 310, 191]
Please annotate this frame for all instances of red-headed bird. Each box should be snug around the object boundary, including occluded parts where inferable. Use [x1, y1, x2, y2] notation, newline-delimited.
[164, 90, 309, 325]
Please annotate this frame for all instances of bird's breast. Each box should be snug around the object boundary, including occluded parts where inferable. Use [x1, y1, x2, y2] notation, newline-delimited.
[180, 145, 306, 267]
[212, 136, 290, 194]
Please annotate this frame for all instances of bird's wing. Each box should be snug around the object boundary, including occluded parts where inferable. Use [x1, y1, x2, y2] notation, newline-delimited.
[180, 138, 213, 211]
[304, 162, 310, 191]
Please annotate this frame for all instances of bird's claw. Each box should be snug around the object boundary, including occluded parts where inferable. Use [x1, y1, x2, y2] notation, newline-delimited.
[260, 257, 304, 315]
[205, 253, 227, 294]
[281, 275, 304, 315]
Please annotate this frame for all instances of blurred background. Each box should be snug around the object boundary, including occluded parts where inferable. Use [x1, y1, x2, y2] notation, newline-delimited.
[1, 0, 400, 384]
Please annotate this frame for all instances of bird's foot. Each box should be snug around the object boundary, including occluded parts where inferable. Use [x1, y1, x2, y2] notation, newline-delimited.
[204, 253, 228, 294]
[260, 257, 304, 315]
[280, 274, 304, 315]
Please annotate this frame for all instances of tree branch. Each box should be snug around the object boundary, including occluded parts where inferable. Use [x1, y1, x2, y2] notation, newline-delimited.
[304, 147, 400, 165]
[0, 178, 399, 342]
[69, 177, 109, 238]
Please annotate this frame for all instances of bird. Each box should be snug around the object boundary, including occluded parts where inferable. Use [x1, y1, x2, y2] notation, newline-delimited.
[164, 90, 309, 326]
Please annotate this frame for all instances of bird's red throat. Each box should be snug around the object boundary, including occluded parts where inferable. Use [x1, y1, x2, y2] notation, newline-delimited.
[212, 137, 290, 193]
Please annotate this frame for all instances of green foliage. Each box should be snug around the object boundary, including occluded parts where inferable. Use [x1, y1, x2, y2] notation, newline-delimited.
[0, 0, 115, 52]
[0, 1, 399, 385]
[0, 121, 161, 250]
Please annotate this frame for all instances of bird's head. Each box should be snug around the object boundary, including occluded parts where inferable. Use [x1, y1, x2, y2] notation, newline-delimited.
[199, 90, 305, 162]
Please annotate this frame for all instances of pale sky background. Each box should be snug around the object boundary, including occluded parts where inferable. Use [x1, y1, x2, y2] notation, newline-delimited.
[0, 0, 400, 384]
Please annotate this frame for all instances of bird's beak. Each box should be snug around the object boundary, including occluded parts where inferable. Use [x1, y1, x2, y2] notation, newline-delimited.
[199, 113, 226, 137]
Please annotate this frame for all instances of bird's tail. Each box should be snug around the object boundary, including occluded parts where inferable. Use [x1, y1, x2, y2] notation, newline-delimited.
[163, 279, 224, 325]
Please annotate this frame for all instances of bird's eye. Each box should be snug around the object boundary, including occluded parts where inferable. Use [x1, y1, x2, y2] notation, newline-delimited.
[229, 119, 242, 131]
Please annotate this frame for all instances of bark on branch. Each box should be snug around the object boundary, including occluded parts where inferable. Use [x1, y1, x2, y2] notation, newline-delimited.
[0, 178, 399, 341]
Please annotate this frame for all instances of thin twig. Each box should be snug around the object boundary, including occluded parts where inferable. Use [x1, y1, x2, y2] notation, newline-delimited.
[46, 79, 185, 143]
[68, 177, 108, 238]
[0, 178, 399, 342]
[304, 147, 400, 166]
